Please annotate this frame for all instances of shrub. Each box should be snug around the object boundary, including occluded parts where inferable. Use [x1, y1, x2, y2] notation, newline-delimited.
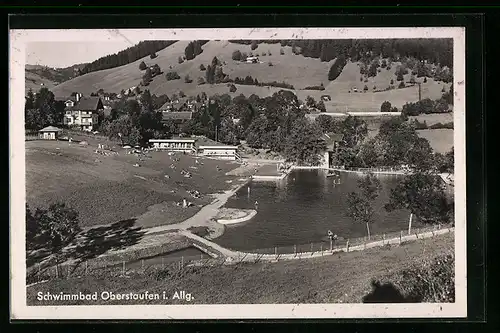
[363, 85, 368, 92]
[268, 50, 272, 56]
[232, 50, 242, 61]
[280, 48, 285, 55]
[229, 84, 237, 93]
[304, 85, 325, 91]
[261, 52, 266, 56]
[380, 101, 392, 113]
[360, 77, 363, 82]
[250, 40, 258, 50]
[441, 86, 446, 93]
[423, 77, 428, 83]
[139, 61, 147, 70]
[199, 64, 206, 71]
[197, 77, 205, 85]
[390, 79, 394, 85]
[398, 81, 406, 89]
[178, 56, 184, 64]
[184, 75, 193, 84]
[166, 71, 181, 81]
[429, 122, 454, 129]
[364, 78, 368, 83]
[179, 91, 186, 98]
[150, 52, 157, 59]
[328, 55, 347, 81]
[268, 62, 273, 67]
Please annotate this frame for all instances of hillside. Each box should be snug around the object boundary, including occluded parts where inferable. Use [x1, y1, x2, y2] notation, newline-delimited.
[25, 71, 57, 94]
[51, 40, 450, 112]
[25, 63, 87, 95]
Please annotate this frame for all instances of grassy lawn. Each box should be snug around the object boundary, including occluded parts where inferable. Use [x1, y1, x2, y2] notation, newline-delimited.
[411, 113, 454, 126]
[27, 232, 453, 305]
[26, 140, 240, 228]
[416, 129, 454, 154]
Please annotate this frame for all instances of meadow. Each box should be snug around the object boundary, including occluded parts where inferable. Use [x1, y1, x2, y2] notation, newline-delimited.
[47, 40, 450, 113]
[25, 139, 240, 229]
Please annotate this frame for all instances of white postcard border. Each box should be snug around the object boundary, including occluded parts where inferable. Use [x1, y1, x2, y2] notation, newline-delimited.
[10, 27, 467, 320]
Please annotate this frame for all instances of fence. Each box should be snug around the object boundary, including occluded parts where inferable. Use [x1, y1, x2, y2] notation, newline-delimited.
[28, 224, 453, 286]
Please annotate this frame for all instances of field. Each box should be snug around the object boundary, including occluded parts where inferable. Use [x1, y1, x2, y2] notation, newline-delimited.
[27, 232, 454, 305]
[48, 40, 450, 112]
[26, 139, 241, 229]
[25, 71, 57, 95]
[411, 112, 454, 125]
[417, 129, 454, 154]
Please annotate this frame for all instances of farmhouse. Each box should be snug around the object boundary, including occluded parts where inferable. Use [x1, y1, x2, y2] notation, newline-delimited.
[38, 126, 62, 140]
[246, 56, 260, 64]
[62, 94, 103, 131]
[149, 136, 241, 161]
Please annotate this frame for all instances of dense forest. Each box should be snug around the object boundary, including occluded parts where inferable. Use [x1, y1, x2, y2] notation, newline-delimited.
[228, 39, 453, 68]
[78, 41, 176, 75]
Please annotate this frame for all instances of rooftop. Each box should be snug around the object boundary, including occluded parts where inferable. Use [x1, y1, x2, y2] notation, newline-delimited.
[65, 97, 103, 111]
[39, 126, 62, 132]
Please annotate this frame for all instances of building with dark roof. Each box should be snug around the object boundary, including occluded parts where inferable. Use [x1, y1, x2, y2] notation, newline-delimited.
[63, 95, 103, 131]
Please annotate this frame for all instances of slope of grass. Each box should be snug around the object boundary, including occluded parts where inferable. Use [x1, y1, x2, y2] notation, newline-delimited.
[26, 139, 240, 228]
[25, 71, 57, 95]
[27, 232, 454, 305]
[416, 129, 454, 154]
[51, 40, 450, 113]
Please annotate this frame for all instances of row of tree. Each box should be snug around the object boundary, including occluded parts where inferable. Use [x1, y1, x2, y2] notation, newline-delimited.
[25, 88, 65, 130]
[184, 40, 207, 60]
[229, 39, 453, 68]
[78, 41, 175, 76]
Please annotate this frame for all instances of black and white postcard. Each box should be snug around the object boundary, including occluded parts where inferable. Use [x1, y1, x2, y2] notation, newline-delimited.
[10, 27, 466, 319]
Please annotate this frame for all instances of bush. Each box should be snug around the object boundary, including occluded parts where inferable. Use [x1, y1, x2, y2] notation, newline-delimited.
[429, 122, 454, 129]
[380, 101, 392, 113]
[197, 77, 205, 85]
[250, 40, 258, 50]
[423, 77, 428, 83]
[232, 50, 242, 61]
[166, 71, 181, 81]
[199, 64, 206, 71]
[328, 56, 347, 81]
[178, 56, 184, 64]
[179, 91, 186, 98]
[229, 84, 237, 93]
[363, 85, 368, 92]
[304, 85, 325, 91]
[398, 81, 406, 89]
[280, 48, 285, 55]
[268, 62, 273, 67]
[150, 52, 157, 59]
[390, 79, 394, 85]
[139, 61, 147, 70]
[184, 75, 193, 84]
[268, 50, 272, 56]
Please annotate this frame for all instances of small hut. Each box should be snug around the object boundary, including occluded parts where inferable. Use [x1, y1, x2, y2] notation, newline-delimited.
[38, 126, 62, 140]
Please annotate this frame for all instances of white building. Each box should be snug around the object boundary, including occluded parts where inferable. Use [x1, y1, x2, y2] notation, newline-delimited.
[149, 136, 240, 161]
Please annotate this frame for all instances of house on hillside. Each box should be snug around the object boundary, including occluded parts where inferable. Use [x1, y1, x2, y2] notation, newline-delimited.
[38, 126, 63, 140]
[321, 132, 344, 168]
[63, 95, 103, 131]
[246, 56, 260, 64]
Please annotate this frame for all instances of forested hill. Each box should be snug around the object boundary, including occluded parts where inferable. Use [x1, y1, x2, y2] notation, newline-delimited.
[229, 39, 453, 68]
[78, 40, 177, 75]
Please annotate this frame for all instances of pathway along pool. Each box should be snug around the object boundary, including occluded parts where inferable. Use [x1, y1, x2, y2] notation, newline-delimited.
[214, 169, 420, 251]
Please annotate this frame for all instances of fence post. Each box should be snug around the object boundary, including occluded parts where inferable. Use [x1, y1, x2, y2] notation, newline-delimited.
[399, 230, 402, 245]
[320, 244, 323, 256]
[346, 239, 350, 253]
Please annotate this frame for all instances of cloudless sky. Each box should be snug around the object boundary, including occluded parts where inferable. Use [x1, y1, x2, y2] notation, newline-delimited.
[26, 41, 136, 68]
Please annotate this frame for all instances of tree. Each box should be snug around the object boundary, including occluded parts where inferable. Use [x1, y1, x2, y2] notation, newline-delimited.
[328, 55, 347, 81]
[385, 172, 453, 225]
[197, 77, 206, 85]
[229, 84, 237, 93]
[306, 95, 316, 108]
[315, 114, 340, 133]
[142, 67, 152, 86]
[150, 52, 157, 59]
[284, 119, 326, 166]
[280, 48, 285, 55]
[251, 40, 258, 50]
[398, 81, 406, 89]
[346, 173, 382, 240]
[232, 50, 242, 61]
[139, 61, 147, 70]
[199, 64, 206, 71]
[25, 89, 35, 110]
[363, 85, 369, 92]
[26, 203, 81, 257]
[317, 100, 326, 112]
[381, 101, 392, 113]
[178, 56, 184, 64]
[166, 71, 180, 81]
[184, 75, 193, 83]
